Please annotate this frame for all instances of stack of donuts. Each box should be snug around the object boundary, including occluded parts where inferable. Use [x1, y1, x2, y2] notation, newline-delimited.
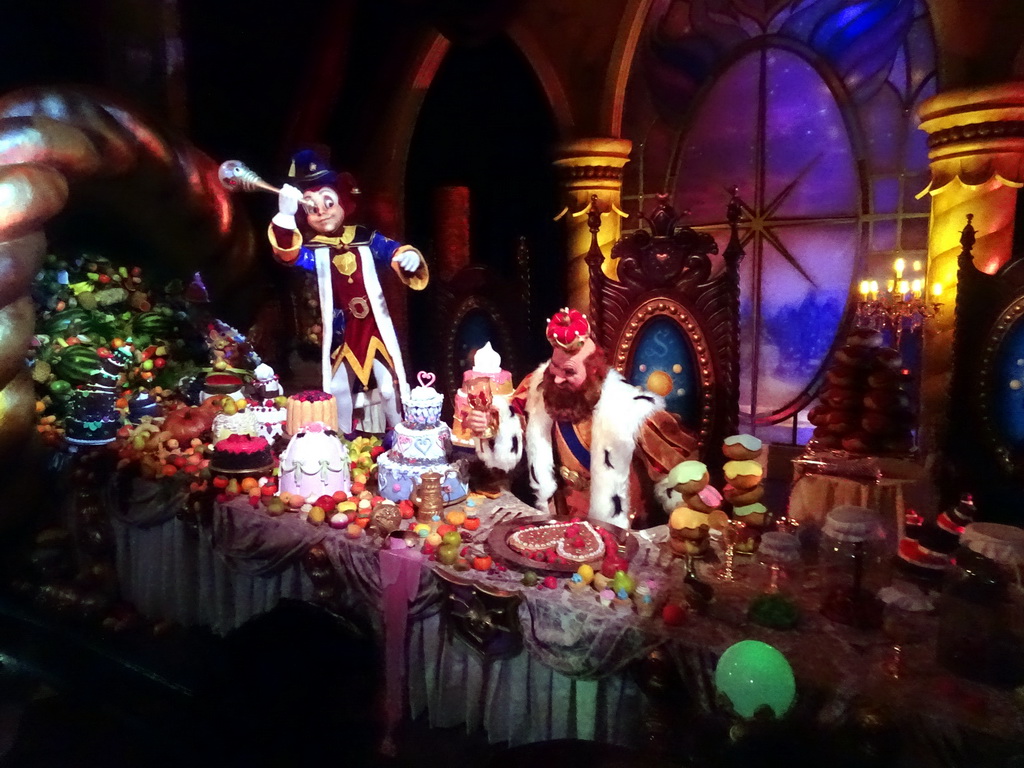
[807, 328, 915, 455]
[666, 460, 721, 558]
[723, 435, 767, 553]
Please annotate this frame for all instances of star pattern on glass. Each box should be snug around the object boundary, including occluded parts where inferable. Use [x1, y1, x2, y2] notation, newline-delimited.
[732, 155, 826, 289]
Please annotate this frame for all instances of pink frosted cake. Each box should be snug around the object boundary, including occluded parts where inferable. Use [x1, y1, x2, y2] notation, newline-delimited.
[210, 434, 273, 473]
[451, 343, 514, 448]
[279, 422, 351, 500]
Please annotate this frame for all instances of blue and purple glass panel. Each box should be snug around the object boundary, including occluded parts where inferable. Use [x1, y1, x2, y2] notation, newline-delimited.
[625, 0, 935, 435]
[673, 54, 759, 223]
[627, 315, 699, 427]
[763, 49, 859, 217]
[677, 50, 858, 419]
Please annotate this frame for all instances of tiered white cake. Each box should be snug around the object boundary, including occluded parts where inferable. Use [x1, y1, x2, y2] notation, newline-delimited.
[377, 371, 468, 504]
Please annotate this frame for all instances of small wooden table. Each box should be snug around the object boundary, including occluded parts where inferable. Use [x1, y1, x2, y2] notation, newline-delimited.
[787, 452, 925, 540]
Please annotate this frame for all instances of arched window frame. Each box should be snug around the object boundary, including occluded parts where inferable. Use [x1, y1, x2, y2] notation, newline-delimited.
[621, 0, 938, 443]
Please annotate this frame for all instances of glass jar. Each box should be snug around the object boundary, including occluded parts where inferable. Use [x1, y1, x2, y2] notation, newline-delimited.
[937, 546, 1024, 687]
[756, 531, 802, 593]
[818, 506, 888, 629]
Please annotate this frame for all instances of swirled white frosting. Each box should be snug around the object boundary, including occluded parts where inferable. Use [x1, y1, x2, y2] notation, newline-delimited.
[473, 342, 502, 374]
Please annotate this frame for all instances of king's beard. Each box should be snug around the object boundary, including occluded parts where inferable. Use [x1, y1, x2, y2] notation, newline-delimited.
[541, 348, 609, 423]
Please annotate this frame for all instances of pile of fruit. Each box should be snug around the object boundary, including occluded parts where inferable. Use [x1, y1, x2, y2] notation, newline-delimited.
[30, 254, 209, 440]
[348, 435, 385, 486]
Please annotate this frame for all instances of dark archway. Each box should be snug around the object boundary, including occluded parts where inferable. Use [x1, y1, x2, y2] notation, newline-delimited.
[405, 35, 562, 376]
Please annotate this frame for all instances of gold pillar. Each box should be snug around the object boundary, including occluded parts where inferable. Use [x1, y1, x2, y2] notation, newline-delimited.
[553, 138, 631, 311]
[917, 83, 1024, 459]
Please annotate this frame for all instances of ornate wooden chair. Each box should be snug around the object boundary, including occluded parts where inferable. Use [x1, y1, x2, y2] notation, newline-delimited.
[433, 568, 523, 660]
[946, 214, 1024, 521]
[585, 192, 743, 474]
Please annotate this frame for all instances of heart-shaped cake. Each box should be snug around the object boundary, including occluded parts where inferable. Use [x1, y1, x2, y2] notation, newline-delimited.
[507, 520, 606, 563]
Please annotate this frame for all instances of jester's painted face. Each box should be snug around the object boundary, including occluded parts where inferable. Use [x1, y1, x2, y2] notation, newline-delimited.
[301, 186, 345, 234]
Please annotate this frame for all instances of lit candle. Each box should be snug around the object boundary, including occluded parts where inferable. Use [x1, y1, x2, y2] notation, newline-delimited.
[898, 280, 910, 297]
[886, 279, 896, 293]
[859, 280, 871, 297]
[894, 258, 905, 279]
[932, 282, 943, 297]
[911, 278, 922, 297]
[912, 260, 922, 272]
[870, 280, 879, 300]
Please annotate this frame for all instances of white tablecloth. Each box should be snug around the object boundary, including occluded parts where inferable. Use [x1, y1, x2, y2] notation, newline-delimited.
[106, 477, 1024, 756]
[107, 479, 649, 746]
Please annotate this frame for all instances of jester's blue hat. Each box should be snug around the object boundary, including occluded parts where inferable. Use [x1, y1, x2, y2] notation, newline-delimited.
[287, 148, 338, 190]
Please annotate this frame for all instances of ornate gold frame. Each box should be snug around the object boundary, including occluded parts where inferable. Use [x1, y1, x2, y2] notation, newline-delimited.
[613, 298, 716, 450]
[977, 297, 1024, 477]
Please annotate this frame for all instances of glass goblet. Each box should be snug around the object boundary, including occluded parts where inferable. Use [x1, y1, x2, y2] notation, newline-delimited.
[881, 601, 932, 679]
[712, 520, 747, 582]
[465, 377, 496, 439]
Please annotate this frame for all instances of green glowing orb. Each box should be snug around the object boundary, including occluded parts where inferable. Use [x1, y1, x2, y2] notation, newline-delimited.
[714, 639, 796, 719]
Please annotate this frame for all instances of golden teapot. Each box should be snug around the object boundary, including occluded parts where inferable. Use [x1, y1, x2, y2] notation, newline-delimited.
[412, 471, 445, 523]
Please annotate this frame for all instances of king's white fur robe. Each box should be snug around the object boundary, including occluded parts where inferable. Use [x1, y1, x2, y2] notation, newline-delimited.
[477, 362, 680, 528]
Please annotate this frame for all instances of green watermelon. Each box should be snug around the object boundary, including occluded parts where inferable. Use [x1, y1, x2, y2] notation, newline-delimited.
[43, 308, 97, 336]
[43, 308, 119, 342]
[130, 310, 177, 343]
[52, 345, 102, 383]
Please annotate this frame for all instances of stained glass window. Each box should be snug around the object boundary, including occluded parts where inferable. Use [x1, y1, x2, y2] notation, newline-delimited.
[622, 0, 936, 444]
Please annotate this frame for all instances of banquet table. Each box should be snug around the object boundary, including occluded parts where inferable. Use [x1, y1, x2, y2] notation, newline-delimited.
[104, 476, 1024, 759]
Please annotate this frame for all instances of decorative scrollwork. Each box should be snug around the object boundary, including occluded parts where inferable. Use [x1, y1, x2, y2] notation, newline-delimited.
[434, 568, 522, 660]
[589, 192, 741, 470]
[614, 299, 716, 450]
[612, 196, 717, 292]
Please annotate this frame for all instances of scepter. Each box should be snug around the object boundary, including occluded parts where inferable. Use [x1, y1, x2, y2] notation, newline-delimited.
[217, 160, 284, 195]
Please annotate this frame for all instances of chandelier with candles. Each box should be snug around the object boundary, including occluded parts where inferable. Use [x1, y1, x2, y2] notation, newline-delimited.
[856, 258, 942, 344]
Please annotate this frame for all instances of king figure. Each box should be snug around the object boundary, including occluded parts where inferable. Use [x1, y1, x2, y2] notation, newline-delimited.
[466, 308, 699, 529]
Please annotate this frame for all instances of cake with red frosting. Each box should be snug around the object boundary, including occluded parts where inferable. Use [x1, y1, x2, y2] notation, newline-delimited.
[286, 390, 338, 436]
[210, 433, 273, 473]
[507, 520, 606, 564]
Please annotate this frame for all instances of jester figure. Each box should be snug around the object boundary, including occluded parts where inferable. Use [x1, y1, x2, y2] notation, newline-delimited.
[268, 149, 428, 433]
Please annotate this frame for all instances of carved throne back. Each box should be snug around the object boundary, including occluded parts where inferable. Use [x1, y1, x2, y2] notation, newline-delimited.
[586, 194, 743, 472]
[947, 214, 1024, 522]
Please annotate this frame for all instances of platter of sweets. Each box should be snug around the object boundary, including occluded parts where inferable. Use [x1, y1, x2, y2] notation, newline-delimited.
[487, 518, 638, 574]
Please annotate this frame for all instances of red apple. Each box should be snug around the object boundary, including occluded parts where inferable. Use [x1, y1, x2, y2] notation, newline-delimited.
[662, 603, 688, 626]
